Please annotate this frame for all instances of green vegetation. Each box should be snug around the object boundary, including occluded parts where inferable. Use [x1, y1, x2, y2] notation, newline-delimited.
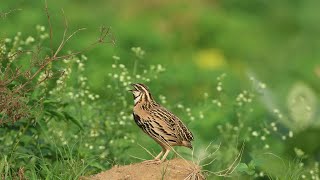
[1, 0, 319, 179]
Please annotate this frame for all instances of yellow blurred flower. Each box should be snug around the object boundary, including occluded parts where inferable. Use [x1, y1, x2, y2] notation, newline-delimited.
[315, 65, 320, 78]
[194, 49, 227, 69]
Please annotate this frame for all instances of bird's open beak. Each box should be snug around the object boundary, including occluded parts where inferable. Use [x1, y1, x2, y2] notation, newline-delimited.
[128, 83, 135, 92]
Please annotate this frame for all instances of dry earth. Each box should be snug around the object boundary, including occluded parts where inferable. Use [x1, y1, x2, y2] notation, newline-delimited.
[85, 158, 205, 180]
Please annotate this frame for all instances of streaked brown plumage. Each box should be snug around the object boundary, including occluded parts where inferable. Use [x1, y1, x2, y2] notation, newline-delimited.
[129, 83, 194, 162]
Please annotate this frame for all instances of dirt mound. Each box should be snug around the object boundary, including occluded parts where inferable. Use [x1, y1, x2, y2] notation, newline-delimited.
[86, 158, 204, 180]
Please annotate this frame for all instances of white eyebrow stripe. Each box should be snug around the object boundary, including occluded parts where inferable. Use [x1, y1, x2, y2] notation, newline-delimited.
[134, 95, 141, 104]
[135, 84, 148, 93]
[134, 84, 153, 103]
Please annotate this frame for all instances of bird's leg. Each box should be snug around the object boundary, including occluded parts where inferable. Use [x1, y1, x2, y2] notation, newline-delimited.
[142, 149, 164, 164]
[154, 150, 164, 160]
[160, 149, 170, 162]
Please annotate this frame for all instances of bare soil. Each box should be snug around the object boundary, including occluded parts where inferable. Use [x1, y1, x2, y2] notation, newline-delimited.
[85, 158, 204, 180]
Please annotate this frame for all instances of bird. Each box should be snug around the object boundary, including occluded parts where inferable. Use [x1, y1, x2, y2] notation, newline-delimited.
[129, 83, 194, 163]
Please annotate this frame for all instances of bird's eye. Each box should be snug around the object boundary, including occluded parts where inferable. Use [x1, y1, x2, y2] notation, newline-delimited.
[133, 91, 140, 97]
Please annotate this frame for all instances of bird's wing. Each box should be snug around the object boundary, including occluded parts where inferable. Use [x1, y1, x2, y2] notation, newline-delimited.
[133, 112, 178, 145]
[150, 106, 194, 142]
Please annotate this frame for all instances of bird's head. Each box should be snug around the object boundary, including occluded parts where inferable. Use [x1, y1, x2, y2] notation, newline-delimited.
[129, 83, 153, 105]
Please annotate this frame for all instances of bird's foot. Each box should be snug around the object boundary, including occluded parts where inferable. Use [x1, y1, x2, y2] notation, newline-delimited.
[142, 159, 162, 165]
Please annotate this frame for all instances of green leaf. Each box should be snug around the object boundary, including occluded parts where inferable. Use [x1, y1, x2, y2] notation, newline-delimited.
[46, 110, 65, 120]
[62, 112, 84, 130]
[236, 163, 255, 175]
[88, 162, 104, 171]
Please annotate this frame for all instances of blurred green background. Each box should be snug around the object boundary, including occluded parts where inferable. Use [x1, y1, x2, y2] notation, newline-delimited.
[3, 0, 319, 96]
[1, 0, 320, 178]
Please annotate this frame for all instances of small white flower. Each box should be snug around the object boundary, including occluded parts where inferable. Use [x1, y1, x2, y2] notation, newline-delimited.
[289, 131, 293, 138]
[40, 26, 45, 31]
[259, 172, 264, 177]
[282, 136, 286, 140]
[4, 38, 11, 43]
[25, 36, 35, 44]
[199, 112, 204, 119]
[78, 63, 84, 69]
[252, 131, 259, 137]
[40, 33, 49, 39]
[217, 101, 222, 107]
[273, 126, 278, 131]
[177, 104, 184, 108]
[299, 162, 304, 167]
[259, 82, 266, 89]
[112, 55, 120, 60]
[263, 128, 270, 135]
[119, 75, 124, 82]
[88, 94, 95, 100]
[68, 92, 74, 97]
[81, 55, 88, 60]
[217, 86, 222, 91]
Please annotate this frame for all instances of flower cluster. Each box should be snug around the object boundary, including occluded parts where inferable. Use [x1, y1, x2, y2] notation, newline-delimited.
[216, 73, 226, 92]
[236, 90, 254, 107]
[301, 162, 320, 180]
[131, 46, 145, 59]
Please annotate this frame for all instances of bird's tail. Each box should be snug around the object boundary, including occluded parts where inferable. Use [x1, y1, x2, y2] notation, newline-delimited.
[182, 141, 193, 149]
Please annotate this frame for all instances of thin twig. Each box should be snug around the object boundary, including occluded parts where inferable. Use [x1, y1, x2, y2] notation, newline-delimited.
[213, 142, 244, 176]
[53, 8, 68, 58]
[0, 9, 21, 19]
[129, 155, 147, 161]
[44, 0, 53, 56]
[137, 143, 155, 158]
